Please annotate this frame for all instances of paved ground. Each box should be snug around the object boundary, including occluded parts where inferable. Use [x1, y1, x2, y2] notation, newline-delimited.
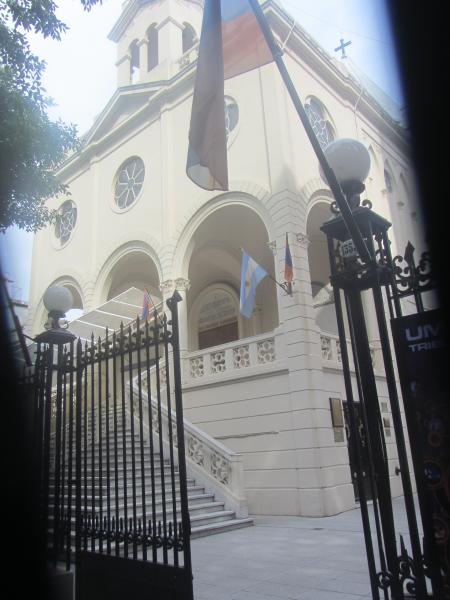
[191, 496, 414, 600]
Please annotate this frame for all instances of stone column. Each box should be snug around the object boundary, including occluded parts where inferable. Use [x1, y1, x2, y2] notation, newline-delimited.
[116, 53, 131, 87]
[159, 279, 175, 306]
[173, 278, 190, 356]
[270, 207, 355, 517]
[283, 229, 330, 516]
[157, 18, 183, 78]
[138, 39, 148, 81]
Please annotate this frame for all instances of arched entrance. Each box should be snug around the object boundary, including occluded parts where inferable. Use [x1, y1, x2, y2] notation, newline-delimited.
[105, 250, 161, 306]
[307, 200, 337, 334]
[33, 277, 85, 336]
[186, 204, 278, 351]
[64, 283, 84, 321]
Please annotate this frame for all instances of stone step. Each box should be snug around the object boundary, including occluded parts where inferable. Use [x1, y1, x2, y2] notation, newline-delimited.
[48, 501, 225, 528]
[49, 470, 188, 484]
[49, 492, 217, 514]
[49, 465, 175, 479]
[48, 513, 253, 548]
[189, 510, 235, 528]
[50, 458, 170, 472]
[51, 429, 144, 438]
[48, 513, 252, 561]
[49, 460, 167, 473]
[47, 482, 203, 498]
[52, 442, 163, 452]
[48, 419, 253, 541]
[191, 517, 254, 539]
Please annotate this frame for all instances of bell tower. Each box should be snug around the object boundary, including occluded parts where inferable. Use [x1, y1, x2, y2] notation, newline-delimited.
[108, 0, 203, 87]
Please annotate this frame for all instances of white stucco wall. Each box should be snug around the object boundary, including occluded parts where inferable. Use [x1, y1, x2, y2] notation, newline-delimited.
[26, 0, 418, 517]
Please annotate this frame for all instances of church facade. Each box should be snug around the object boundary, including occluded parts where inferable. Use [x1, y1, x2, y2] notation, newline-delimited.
[27, 0, 422, 517]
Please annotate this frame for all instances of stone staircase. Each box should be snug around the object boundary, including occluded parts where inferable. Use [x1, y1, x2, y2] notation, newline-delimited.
[48, 413, 252, 549]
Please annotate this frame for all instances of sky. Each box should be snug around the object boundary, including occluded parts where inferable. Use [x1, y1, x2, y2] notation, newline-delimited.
[0, 0, 404, 303]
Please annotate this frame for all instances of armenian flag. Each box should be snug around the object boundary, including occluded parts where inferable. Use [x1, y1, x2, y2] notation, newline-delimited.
[284, 233, 293, 283]
[187, 0, 273, 191]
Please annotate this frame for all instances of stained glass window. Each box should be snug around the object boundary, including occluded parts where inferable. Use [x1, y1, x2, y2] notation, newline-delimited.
[224, 96, 239, 141]
[114, 157, 145, 210]
[384, 169, 393, 193]
[305, 98, 335, 149]
[55, 200, 77, 245]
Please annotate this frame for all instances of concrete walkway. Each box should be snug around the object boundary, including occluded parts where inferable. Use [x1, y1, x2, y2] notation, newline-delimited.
[191, 496, 414, 600]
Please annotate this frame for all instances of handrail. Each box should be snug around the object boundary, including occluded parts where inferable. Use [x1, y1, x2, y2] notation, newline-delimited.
[131, 370, 248, 517]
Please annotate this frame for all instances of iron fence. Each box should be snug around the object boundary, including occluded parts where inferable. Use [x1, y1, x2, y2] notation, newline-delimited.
[31, 292, 194, 599]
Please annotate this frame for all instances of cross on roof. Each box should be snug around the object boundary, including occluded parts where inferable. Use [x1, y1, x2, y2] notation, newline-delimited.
[334, 38, 352, 59]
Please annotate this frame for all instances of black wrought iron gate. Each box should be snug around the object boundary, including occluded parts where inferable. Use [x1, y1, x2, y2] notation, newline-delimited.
[33, 292, 194, 600]
[322, 199, 449, 599]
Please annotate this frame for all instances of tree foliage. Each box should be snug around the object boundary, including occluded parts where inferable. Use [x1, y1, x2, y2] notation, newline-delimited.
[0, 0, 102, 232]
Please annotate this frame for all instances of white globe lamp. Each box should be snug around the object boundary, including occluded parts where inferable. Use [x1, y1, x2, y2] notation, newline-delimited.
[320, 138, 371, 207]
[43, 286, 73, 315]
[35, 286, 76, 345]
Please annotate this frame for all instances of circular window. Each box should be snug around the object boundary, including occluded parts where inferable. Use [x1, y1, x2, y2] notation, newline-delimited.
[114, 157, 145, 210]
[55, 200, 77, 246]
[224, 96, 239, 141]
[305, 98, 335, 150]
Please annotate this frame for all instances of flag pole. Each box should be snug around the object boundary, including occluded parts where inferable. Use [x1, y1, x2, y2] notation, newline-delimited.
[267, 272, 292, 296]
[247, 0, 372, 266]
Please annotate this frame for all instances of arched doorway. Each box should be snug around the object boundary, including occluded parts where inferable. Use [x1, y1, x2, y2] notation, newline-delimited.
[186, 204, 278, 351]
[192, 283, 240, 350]
[307, 201, 337, 335]
[63, 283, 83, 322]
[35, 279, 84, 335]
[105, 250, 161, 306]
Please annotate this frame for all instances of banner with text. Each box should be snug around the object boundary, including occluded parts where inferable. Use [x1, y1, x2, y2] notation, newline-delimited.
[391, 308, 449, 593]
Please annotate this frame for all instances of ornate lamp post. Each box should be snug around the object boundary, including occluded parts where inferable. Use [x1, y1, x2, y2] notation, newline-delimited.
[33, 286, 77, 568]
[320, 139, 434, 598]
[35, 286, 76, 346]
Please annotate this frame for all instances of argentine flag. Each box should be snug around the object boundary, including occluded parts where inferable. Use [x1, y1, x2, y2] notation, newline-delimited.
[240, 251, 268, 318]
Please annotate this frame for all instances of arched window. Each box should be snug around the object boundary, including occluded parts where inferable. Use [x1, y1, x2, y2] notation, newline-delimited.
[224, 96, 239, 141]
[129, 40, 140, 83]
[384, 168, 393, 193]
[147, 25, 158, 71]
[182, 23, 196, 53]
[305, 97, 335, 150]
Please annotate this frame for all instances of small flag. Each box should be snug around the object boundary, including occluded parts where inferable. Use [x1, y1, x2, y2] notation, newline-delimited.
[141, 288, 152, 321]
[284, 233, 293, 283]
[187, 0, 273, 191]
[240, 250, 268, 318]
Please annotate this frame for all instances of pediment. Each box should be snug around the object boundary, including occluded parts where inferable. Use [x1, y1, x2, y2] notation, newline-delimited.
[83, 85, 159, 146]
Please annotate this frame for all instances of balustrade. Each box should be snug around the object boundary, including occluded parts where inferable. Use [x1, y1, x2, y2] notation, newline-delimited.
[187, 335, 276, 381]
[134, 370, 247, 516]
[320, 333, 376, 370]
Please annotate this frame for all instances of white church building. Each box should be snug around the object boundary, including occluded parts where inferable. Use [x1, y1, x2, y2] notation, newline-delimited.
[26, 0, 422, 518]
